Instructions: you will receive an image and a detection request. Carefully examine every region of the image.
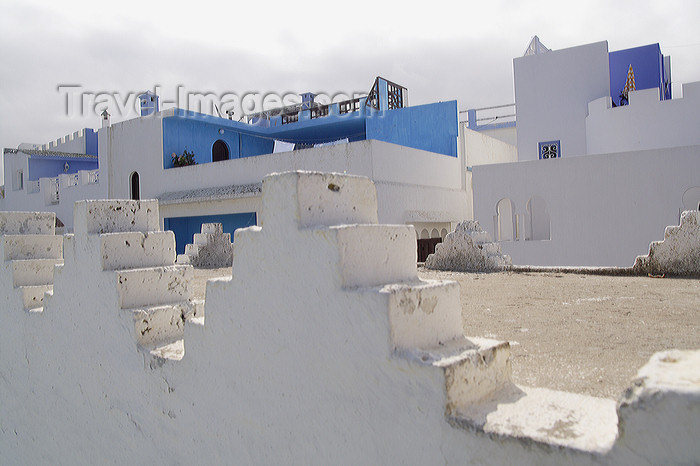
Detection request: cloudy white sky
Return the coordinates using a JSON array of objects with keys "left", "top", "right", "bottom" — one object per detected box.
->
[{"left": 1, "top": 0, "right": 699, "bottom": 153}]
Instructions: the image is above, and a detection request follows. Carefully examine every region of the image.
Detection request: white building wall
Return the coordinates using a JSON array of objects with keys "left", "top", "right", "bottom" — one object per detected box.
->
[
  {"left": 586, "top": 82, "right": 700, "bottom": 155},
  {"left": 43, "top": 129, "right": 88, "bottom": 154},
  {"left": 460, "top": 125, "right": 518, "bottom": 167},
  {"left": 514, "top": 41, "right": 611, "bottom": 161},
  {"left": 477, "top": 126, "right": 517, "bottom": 147},
  {"left": 472, "top": 145, "right": 700, "bottom": 267},
  {"left": 98, "top": 111, "right": 467, "bottom": 228}
]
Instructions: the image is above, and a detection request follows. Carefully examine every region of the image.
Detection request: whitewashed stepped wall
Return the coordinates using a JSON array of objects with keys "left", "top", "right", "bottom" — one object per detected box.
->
[
  {"left": 0, "top": 172, "right": 698, "bottom": 464},
  {"left": 0, "top": 212, "right": 62, "bottom": 311}
]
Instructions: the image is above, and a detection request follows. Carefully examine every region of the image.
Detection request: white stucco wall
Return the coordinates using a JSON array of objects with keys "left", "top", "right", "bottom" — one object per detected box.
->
[
  {"left": 43, "top": 129, "right": 89, "bottom": 154},
  {"left": 514, "top": 41, "right": 611, "bottom": 161},
  {"left": 586, "top": 82, "right": 700, "bottom": 155},
  {"left": 477, "top": 126, "right": 517, "bottom": 147},
  {"left": 2, "top": 174, "right": 697, "bottom": 464},
  {"left": 459, "top": 124, "right": 518, "bottom": 167},
  {"left": 472, "top": 145, "right": 700, "bottom": 267}
]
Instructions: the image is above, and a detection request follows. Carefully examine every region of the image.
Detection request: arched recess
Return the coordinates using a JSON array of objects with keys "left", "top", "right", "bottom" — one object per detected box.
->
[
  {"left": 212, "top": 139, "right": 230, "bottom": 162},
  {"left": 495, "top": 198, "right": 515, "bottom": 241},
  {"left": 682, "top": 186, "right": 700, "bottom": 211},
  {"left": 419, "top": 229, "right": 430, "bottom": 240},
  {"left": 526, "top": 196, "right": 550, "bottom": 240},
  {"left": 430, "top": 228, "right": 440, "bottom": 239},
  {"left": 130, "top": 171, "right": 140, "bottom": 200},
  {"left": 440, "top": 228, "right": 448, "bottom": 239}
]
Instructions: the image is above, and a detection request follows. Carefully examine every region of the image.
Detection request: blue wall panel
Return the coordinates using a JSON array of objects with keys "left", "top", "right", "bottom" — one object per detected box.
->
[
  {"left": 365, "top": 101, "right": 458, "bottom": 157},
  {"left": 609, "top": 44, "right": 664, "bottom": 106},
  {"left": 28, "top": 158, "right": 98, "bottom": 181},
  {"left": 164, "top": 212, "right": 257, "bottom": 255},
  {"left": 85, "top": 129, "right": 98, "bottom": 155}
]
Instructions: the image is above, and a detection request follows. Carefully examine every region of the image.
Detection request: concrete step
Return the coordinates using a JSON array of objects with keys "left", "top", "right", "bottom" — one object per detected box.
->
[
  {"left": 3, "top": 235, "right": 63, "bottom": 261},
  {"left": 73, "top": 199, "right": 159, "bottom": 236},
  {"left": 479, "top": 242, "right": 500, "bottom": 256},
  {"left": 451, "top": 385, "right": 618, "bottom": 454},
  {"left": 116, "top": 265, "right": 193, "bottom": 309},
  {"left": 378, "top": 279, "right": 463, "bottom": 351},
  {"left": 333, "top": 224, "right": 418, "bottom": 289},
  {"left": 100, "top": 231, "right": 176, "bottom": 270},
  {"left": 201, "top": 223, "right": 223, "bottom": 235},
  {"left": 184, "top": 243, "right": 201, "bottom": 256},
  {"left": 20, "top": 284, "right": 52, "bottom": 311},
  {"left": 467, "top": 231, "right": 492, "bottom": 244},
  {"left": 129, "top": 299, "right": 203, "bottom": 359},
  {"left": 193, "top": 233, "right": 209, "bottom": 245},
  {"left": 404, "top": 336, "right": 513, "bottom": 411},
  {"left": 0, "top": 212, "right": 55, "bottom": 235},
  {"left": 407, "top": 335, "right": 618, "bottom": 453},
  {"left": 12, "top": 258, "right": 63, "bottom": 286},
  {"left": 176, "top": 254, "right": 191, "bottom": 264}
]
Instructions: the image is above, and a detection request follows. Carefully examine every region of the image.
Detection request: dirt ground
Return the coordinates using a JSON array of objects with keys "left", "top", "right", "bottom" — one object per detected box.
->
[{"left": 192, "top": 267, "right": 699, "bottom": 400}]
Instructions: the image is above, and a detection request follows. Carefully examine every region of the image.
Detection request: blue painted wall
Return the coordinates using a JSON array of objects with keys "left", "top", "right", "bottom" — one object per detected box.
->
[
  {"left": 366, "top": 101, "right": 458, "bottom": 157},
  {"left": 162, "top": 98, "right": 458, "bottom": 168},
  {"left": 85, "top": 129, "right": 98, "bottom": 155},
  {"left": 164, "top": 212, "right": 257, "bottom": 255},
  {"left": 163, "top": 112, "right": 274, "bottom": 168},
  {"left": 28, "top": 157, "right": 98, "bottom": 181},
  {"left": 609, "top": 44, "right": 667, "bottom": 106}
]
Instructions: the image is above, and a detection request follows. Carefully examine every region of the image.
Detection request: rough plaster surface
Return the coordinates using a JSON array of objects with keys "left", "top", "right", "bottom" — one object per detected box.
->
[
  {"left": 177, "top": 223, "right": 233, "bottom": 268},
  {"left": 425, "top": 220, "right": 511, "bottom": 272},
  {"left": 633, "top": 210, "right": 700, "bottom": 276},
  {"left": 0, "top": 211, "right": 55, "bottom": 235},
  {"left": 0, "top": 212, "right": 60, "bottom": 311},
  {"left": 1, "top": 173, "right": 699, "bottom": 464}
]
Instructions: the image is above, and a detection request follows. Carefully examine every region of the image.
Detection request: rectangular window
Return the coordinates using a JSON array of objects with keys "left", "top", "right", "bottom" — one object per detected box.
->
[
  {"left": 13, "top": 170, "right": 23, "bottom": 191},
  {"left": 538, "top": 140, "right": 561, "bottom": 159}
]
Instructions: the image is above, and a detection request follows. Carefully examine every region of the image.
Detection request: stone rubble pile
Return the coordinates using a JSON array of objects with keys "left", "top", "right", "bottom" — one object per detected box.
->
[{"left": 425, "top": 220, "right": 511, "bottom": 272}]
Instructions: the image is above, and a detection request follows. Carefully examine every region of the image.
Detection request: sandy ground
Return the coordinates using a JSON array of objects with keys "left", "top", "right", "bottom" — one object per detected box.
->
[{"left": 192, "top": 266, "right": 699, "bottom": 400}]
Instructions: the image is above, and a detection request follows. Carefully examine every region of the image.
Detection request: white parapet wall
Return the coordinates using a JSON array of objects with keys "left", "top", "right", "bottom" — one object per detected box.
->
[{"left": 0, "top": 172, "right": 698, "bottom": 464}]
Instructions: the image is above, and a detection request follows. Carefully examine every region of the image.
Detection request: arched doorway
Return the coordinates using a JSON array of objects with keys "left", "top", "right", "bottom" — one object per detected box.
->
[
  {"left": 130, "top": 171, "right": 140, "bottom": 200},
  {"left": 212, "top": 140, "right": 230, "bottom": 162}
]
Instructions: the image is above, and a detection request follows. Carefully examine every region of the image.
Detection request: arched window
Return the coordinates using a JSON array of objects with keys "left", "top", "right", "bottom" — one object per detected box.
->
[
  {"left": 495, "top": 198, "right": 515, "bottom": 241},
  {"left": 682, "top": 186, "right": 700, "bottom": 211},
  {"left": 212, "top": 140, "right": 229, "bottom": 162},
  {"left": 130, "top": 171, "right": 140, "bottom": 200},
  {"left": 526, "top": 196, "right": 551, "bottom": 241}
]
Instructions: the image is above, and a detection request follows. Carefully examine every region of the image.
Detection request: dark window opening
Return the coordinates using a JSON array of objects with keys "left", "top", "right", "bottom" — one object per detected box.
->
[
  {"left": 417, "top": 238, "right": 442, "bottom": 262},
  {"left": 130, "top": 171, "right": 140, "bottom": 200},
  {"left": 212, "top": 140, "right": 229, "bottom": 162}
]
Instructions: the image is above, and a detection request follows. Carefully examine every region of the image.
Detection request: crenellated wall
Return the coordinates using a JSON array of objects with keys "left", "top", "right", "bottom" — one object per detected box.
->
[
  {"left": 1, "top": 172, "right": 698, "bottom": 464},
  {"left": 586, "top": 82, "right": 700, "bottom": 155}
]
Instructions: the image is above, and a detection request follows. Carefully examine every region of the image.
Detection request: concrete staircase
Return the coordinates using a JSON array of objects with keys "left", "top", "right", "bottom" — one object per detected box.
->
[
  {"left": 425, "top": 220, "right": 511, "bottom": 272},
  {"left": 0, "top": 212, "right": 63, "bottom": 311},
  {"left": 70, "top": 200, "right": 202, "bottom": 359},
  {"left": 176, "top": 222, "right": 233, "bottom": 268}
]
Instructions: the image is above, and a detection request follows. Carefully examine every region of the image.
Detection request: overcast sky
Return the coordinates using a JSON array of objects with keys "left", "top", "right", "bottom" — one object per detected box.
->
[{"left": 1, "top": 0, "right": 699, "bottom": 153}]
